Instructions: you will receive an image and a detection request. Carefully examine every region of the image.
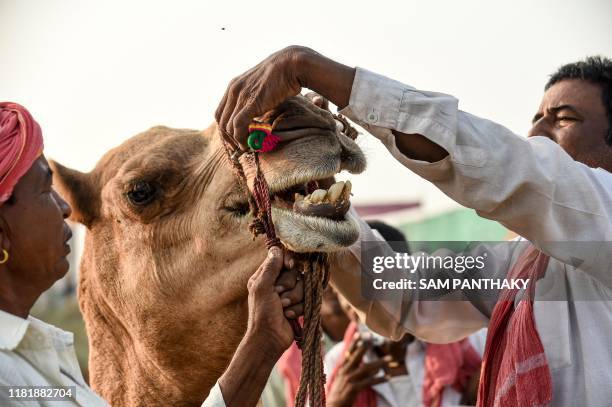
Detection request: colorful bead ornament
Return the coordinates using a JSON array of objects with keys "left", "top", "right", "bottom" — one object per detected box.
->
[{"left": 247, "top": 123, "right": 281, "bottom": 153}]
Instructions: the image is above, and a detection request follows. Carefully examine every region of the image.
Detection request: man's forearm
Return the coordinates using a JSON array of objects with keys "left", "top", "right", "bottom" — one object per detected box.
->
[
  {"left": 296, "top": 48, "right": 355, "bottom": 110},
  {"left": 296, "top": 48, "right": 448, "bottom": 163},
  {"left": 217, "top": 334, "right": 279, "bottom": 407}
]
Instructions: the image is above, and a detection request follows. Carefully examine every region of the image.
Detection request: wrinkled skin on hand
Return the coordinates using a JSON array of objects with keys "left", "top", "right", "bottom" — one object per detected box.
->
[
  {"left": 246, "top": 246, "right": 304, "bottom": 355},
  {"left": 215, "top": 46, "right": 308, "bottom": 151},
  {"left": 327, "top": 333, "right": 393, "bottom": 407}
]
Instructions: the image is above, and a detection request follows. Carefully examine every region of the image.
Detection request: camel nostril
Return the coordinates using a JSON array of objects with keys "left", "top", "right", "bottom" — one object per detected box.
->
[{"left": 340, "top": 149, "right": 351, "bottom": 162}]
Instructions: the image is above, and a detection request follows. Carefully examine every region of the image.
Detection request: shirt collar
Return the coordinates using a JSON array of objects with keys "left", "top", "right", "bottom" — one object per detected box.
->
[
  {"left": 27, "top": 316, "right": 74, "bottom": 348},
  {"left": 0, "top": 309, "right": 74, "bottom": 351},
  {"left": 0, "top": 309, "right": 30, "bottom": 350}
]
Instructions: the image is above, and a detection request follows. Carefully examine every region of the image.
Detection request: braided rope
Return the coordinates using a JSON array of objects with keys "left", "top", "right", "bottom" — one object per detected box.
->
[
  {"left": 220, "top": 113, "right": 356, "bottom": 406},
  {"left": 222, "top": 137, "right": 327, "bottom": 406}
]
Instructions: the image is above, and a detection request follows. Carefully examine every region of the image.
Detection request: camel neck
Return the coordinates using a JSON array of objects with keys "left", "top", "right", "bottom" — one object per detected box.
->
[{"left": 81, "top": 282, "right": 249, "bottom": 406}]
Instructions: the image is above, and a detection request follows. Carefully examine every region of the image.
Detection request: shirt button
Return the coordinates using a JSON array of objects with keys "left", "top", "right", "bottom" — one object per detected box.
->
[{"left": 367, "top": 112, "right": 379, "bottom": 124}]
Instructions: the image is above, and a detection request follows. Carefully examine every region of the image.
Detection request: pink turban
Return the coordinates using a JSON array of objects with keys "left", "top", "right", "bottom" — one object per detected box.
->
[{"left": 0, "top": 102, "right": 44, "bottom": 203}]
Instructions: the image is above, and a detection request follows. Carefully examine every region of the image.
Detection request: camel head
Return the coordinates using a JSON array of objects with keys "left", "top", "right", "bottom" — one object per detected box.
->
[{"left": 50, "top": 95, "right": 366, "bottom": 406}]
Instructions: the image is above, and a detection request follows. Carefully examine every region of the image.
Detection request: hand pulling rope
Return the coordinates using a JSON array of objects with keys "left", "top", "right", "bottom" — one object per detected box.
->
[{"left": 221, "top": 113, "right": 357, "bottom": 407}]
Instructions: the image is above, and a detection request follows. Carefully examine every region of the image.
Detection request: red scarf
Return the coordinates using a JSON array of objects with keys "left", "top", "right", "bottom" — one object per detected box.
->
[
  {"left": 423, "top": 338, "right": 482, "bottom": 407},
  {"left": 0, "top": 102, "right": 44, "bottom": 203},
  {"left": 326, "top": 322, "right": 377, "bottom": 407},
  {"left": 478, "top": 246, "right": 553, "bottom": 406},
  {"left": 278, "top": 342, "right": 302, "bottom": 407}
]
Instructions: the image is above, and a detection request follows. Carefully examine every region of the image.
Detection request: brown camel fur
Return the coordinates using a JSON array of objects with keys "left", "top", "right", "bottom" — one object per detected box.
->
[{"left": 51, "top": 96, "right": 366, "bottom": 407}]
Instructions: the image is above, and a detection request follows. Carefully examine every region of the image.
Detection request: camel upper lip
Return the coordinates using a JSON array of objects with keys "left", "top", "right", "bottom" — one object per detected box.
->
[
  {"left": 273, "top": 130, "right": 336, "bottom": 147},
  {"left": 273, "top": 124, "right": 334, "bottom": 133},
  {"left": 271, "top": 114, "right": 335, "bottom": 133},
  {"left": 267, "top": 170, "right": 336, "bottom": 197}
]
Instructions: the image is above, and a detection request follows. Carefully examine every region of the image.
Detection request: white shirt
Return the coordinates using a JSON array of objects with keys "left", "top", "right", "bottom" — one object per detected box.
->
[
  {"left": 331, "top": 68, "right": 612, "bottom": 406},
  {"left": 323, "top": 329, "right": 487, "bottom": 407},
  {"left": 0, "top": 310, "right": 225, "bottom": 407}
]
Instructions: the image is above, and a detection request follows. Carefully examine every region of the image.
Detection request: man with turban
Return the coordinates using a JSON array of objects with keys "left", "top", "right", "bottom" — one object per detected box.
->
[{"left": 0, "top": 103, "right": 44, "bottom": 202}]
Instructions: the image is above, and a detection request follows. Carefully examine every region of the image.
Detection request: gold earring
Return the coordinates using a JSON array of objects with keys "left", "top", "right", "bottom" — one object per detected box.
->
[{"left": 0, "top": 249, "right": 8, "bottom": 264}]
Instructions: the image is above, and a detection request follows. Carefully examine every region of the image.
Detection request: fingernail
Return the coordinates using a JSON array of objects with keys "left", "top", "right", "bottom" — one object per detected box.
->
[
  {"left": 388, "top": 361, "right": 400, "bottom": 368},
  {"left": 281, "top": 298, "right": 291, "bottom": 307},
  {"left": 275, "top": 285, "right": 285, "bottom": 293},
  {"left": 285, "top": 310, "right": 295, "bottom": 318},
  {"left": 383, "top": 355, "right": 393, "bottom": 362},
  {"left": 288, "top": 259, "right": 295, "bottom": 269}
]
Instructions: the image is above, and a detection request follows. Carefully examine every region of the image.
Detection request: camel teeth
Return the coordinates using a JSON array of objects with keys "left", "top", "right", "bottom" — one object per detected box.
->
[
  {"left": 310, "top": 189, "right": 327, "bottom": 203},
  {"left": 343, "top": 180, "right": 352, "bottom": 200},
  {"left": 326, "top": 181, "right": 345, "bottom": 203}
]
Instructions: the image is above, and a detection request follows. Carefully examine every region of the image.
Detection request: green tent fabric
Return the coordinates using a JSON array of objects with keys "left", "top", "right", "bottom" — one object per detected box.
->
[{"left": 400, "top": 208, "right": 510, "bottom": 252}]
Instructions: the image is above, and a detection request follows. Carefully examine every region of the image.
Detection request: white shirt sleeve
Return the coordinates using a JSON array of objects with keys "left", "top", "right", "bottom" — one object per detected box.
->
[
  {"left": 340, "top": 68, "right": 612, "bottom": 281},
  {"left": 330, "top": 68, "right": 612, "bottom": 344},
  {"left": 331, "top": 208, "right": 493, "bottom": 343},
  {"left": 201, "top": 382, "right": 226, "bottom": 407}
]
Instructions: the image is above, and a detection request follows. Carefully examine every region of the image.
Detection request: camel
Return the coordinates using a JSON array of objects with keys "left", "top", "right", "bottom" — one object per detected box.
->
[{"left": 50, "top": 95, "right": 366, "bottom": 406}]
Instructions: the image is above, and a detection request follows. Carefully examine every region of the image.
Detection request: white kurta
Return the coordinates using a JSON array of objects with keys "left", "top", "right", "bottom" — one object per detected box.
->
[
  {"left": 0, "top": 309, "right": 225, "bottom": 407},
  {"left": 331, "top": 68, "right": 612, "bottom": 406}
]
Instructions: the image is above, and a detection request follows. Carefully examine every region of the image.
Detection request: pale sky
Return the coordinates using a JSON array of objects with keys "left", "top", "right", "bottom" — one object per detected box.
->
[{"left": 2, "top": 0, "right": 611, "bottom": 214}]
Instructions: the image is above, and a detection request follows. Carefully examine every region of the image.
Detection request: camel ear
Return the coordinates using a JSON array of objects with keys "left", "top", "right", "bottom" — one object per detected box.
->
[{"left": 50, "top": 160, "right": 99, "bottom": 227}]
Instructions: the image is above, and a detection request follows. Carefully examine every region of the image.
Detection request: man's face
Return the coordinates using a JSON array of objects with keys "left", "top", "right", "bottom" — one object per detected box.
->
[
  {"left": 0, "top": 157, "right": 73, "bottom": 289},
  {"left": 529, "top": 79, "right": 612, "bottom": 172}
]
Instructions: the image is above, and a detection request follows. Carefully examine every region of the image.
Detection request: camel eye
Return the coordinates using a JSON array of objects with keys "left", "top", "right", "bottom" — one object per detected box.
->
[
  {"left": 127, "top": 181, "right": 158, "bottom": 206},
  {"left": 227, "top": 201, "right": 249, "bottom": 217}
]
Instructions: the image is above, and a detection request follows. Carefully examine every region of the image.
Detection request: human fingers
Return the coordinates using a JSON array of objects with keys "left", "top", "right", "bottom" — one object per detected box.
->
[
  {"left": 230, "top": 66, "right": 303, "bottom": 148},
  {"left": 283, "top": 251, "right": 296, "bottom": 270},
  {"left": 283, "top": 302, "right": 304, "bottom": 319},
  {"left": 351, "top": 356, "right": 392, "bottom": 381},
  {"left": 275, "top": 266, "right": 299, "bottom": 292},
  {"left": 279, "top": 278, "right": 304, "bottom": 308},
  {"left": 218, "top": 77, "right": 244, "bottom": 145},
  {"left": 248, "top": 247, "right": 284, "bottom": 291},
  {"left": 343, "top": 338, "right": 370, "bottom": 370},
  {"left": 344, "top": 332, "right": 361, "bottom": 355},
  {"left": 214, "top": 85, "right": 229, "bottom": 126},
  {"left": 354, "top": 375, "right": 389, "bottom": 389},
  {"left": 304, "top": 92, "right": 329, "bottom": 110},
  {"left": 260, "top": 246, "right": 284, "bottom": 284},
  {"left": 232, "top": 100, "right": 262, "bottom": 150},
  {"left": 214, "top": 90, "right": 241, "bottom": 151}
]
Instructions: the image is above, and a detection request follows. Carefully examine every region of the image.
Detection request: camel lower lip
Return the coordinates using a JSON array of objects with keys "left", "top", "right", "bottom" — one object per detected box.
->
[{"left": 271, "top": 207, "right": 360, "bottom": 253}]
